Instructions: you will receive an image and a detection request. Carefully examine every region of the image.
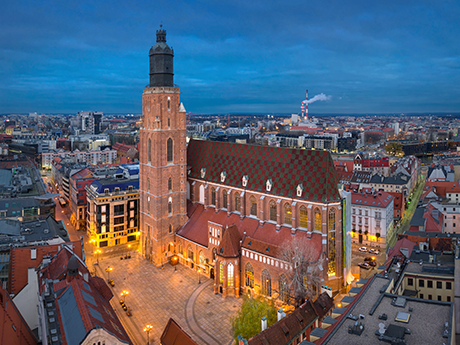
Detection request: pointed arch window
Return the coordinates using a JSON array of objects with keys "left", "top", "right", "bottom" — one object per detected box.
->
[
  {"left": 169, "top": 224, "right": 173, "bottom": 234},
  {"left": 168, "top": 201, "right": 172, "bottom": 215},
  {"left": 168, "top": 178, "right": 172, "bottom": 193},
  {"left": 199, "top": 251, "right": 205, "bottom": 265},
  {"left": 222, "top": 190, "right": 228, "bottom": 209},
  {"left": 284, "top": 203, "right": 292, "bottom": 225},
  {"left": 261, "top": 269, "right": 272, "bottom": 297},
  {"left": 314, "top": 208, "right": 321, "bottom": 231},
  {"left": 187, "top": 246, "right": 194, "bottom": 261},
  {"left": 147, "top": 177, "right": 150, "bottom": 192},
  {"left": 269, "top": 200, "right": 277, "bottom": 222},
  {"left": 148, "top": 138, "right": 152, "bottom": 163},
  {"left": 279, "top": 274, "right": 289, "bottom": 303},
  {"left": 328, "top": 209, "right": 336, "bottom": 275},
  {"left": 245, "top": 263, "right": 254, "bottom": 288},
  {"left": 228, "top": 263, "right": 234, "bottom": 287},
  {"left": 219, "top": 262, "right": 224, "bottom": 284},
  {"left": 250, "top": 196, "right": 257, "bottom": 216},
  {"left": 235, "top": 193, "right": 241, "bottom": 213},
  {"left": 167, "top": 138, "right": 173, "bottom": 163},
  {"left": 211, "top": 187, "right": 216, "bottom": 206},
  {"left": 300, "top": 206, "right": 308, "bottom": 229}
]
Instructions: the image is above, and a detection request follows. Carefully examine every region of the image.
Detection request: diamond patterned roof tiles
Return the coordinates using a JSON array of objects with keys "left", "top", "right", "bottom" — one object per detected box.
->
[{"left": 187, "top": 140, "right": 340, "bottom": 203}]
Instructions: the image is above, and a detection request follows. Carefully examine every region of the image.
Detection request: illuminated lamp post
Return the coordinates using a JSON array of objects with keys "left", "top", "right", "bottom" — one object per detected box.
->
[{"left": 144, "top": 324, "right": 153, "bottom": 345}]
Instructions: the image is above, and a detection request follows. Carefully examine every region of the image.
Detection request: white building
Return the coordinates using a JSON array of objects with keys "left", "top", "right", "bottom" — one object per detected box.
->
[
  {"left": 42, "top": 148, "right": 117, "bottom": 169},
  {"left": 350, "top": 188, "right": 394, "bottom": 247}
]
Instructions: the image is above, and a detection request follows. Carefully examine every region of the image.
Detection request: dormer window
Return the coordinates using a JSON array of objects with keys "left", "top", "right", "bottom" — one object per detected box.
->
[
  {"left": 221, "top": 171, "right": 227, "bottom": 183},
  {"left": 296, "top": 184, "right": 304, "bottom": 197},
  {"left": 104, "top": 188, "right": 109, "bottom": 195},
  {"left": 114, "top": 187, "right": 120, "bottom": 193},
  {"left": 201, "top": 168, "right": 206, "bottom": 179},
  {"left": 266, "top": 179, "right": 273, "bottom": 192},
  {"left": 242, "top": 175, "right": 248, "bottom": 187}
]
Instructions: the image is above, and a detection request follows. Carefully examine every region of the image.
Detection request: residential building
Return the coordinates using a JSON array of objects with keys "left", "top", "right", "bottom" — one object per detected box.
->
[
  {"left": 69, "top": 168, "right": 96, "bottom": 230},
  {"left": 350, "top": 188, "right": 394, "bottom": 246},
  {"left": 43, "top": 147, "right": 117, "bottom": 170},
  {"left": 86, "top": 177, "right": 140, "bottom": 248},
  {"left": 369, "top": 173, "right": 412, "bottom": 197}
]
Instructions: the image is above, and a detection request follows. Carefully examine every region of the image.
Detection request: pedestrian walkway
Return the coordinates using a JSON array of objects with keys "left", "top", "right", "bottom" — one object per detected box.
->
[{"left": 94, "top": 252, "right": 242, "bottom": 345}]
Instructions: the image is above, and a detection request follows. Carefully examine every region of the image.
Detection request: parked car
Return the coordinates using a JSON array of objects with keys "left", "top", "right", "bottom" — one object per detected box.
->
[
  {"left": 108, "top": 279, "right": 115, "bottom": 287},
  {"left": 358, "top": 247, "right": 367, "bottom": 253},
  {"left": 369, "top": 249, "right": 380, "bottom": 255},
  {"left": 364, "top": 257, "right": 377, "bottom": 266},
  {"left": 359, "top": 262, "right": 371, "bottom": 270}
]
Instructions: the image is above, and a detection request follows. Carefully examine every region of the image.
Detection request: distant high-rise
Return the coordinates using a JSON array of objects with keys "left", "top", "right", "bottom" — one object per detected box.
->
[{"left": 77, "top": 111, "right": 103, "bottom": 134}]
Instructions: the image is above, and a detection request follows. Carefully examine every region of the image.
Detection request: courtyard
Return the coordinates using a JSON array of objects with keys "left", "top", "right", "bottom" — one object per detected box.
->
[{"left": 94, "top": 251, "right": 243, "bottom": 345}]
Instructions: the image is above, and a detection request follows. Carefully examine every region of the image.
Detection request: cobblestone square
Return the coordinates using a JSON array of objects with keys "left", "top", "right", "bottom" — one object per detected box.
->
[{"left": 94, "top": 251, "right": 242, "bottom": 345}]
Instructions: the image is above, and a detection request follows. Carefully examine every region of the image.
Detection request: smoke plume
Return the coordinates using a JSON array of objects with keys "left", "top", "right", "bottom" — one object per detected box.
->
[{"left": 302, "top": 93, "right": 332, "bottom": 104}]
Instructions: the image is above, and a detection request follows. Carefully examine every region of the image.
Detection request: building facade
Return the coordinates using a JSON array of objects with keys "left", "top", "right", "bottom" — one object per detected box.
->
[{"left": 86, "top": 178, "right": 140, "bottom": 248}]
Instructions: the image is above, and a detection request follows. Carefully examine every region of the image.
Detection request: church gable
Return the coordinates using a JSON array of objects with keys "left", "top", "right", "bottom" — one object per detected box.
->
[{"left": 187, "top": 139, "right": 340, "bottom": 202}]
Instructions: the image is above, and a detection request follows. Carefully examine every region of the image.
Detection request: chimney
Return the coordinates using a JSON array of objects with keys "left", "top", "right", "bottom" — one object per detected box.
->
[
  {"left": 277, "top": 309, "right": 286, "bottom": 322},
  {"left": 261, "top": 316, "right": 267, "bottom": 331}
]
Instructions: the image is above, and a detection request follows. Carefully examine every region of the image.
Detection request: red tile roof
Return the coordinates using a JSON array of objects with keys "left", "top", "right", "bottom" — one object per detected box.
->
[
  {"left": 187, "top": 139, "right": 340, "bottom": 203},
  {"left": 388, "top": 237, "right": 416, "bottom": 259},
  {"left": 160, "top": 318, "right": 198, "bottom": 345},
  {"left": 218, "top": 225, "right": 241, "bottom": 258},
  {"left": 351, "top": 188, "right": 394, "bottom": 208},
  {"left": 9, "top": 240, "right": 83, "bottom": 295}
]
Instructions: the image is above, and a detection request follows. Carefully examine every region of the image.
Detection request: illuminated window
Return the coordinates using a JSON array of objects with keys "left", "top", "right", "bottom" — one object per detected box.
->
[
  {"left": 328, "top": 209, "right": 336, "bottom": 275},
  {"left": 300, "top": 206, "right": 308, "bottom": 228},
  {"left": 245, "top": 263, "right": 254, "bottom": 288},
  {"left": 261, "top": 269, "right": 271, "bottom": 296},
  {"left": 219, "top": 262, "right": 223, "bottom": 284},
  {"left": 314, "top": 208, "right": 321, "bottom": 231},
  {"left": 199, "top": 251, "right": 205, "bottom": 265},
  {"left": 279, "top": 274, "right": 289, "bottom": 303},
  {"left": 284, "top": 203, "right": 292, "bottom": 225},
  {"left": 228, "top": 263, "right": 234, "bottom": 287}
]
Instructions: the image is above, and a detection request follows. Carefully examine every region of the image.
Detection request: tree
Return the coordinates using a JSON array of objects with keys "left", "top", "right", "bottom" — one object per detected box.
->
[
  {"left": 232, "top": 296, "right": 277, "bottom": 342},
  {"left": 279, "top": 236, "right": 324, "bottom": 307},
  {"left": 385, "top": 142, "right": 403, "bottom": 156}
]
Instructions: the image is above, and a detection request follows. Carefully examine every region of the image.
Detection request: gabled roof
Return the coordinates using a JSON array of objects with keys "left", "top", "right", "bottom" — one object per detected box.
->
[
  {"left": 218, "top": 225, "right": 241, "bottom": 258},
  {"left": 387, "top": 237, "right": 416, "bottom": 259},
  {"left": 247, "top": 299, "right": 319, "bottom": 345},
  {"left": 9, "top": 240, "right": 83, "bottom": 295},
  {"left": 187, "top": 139, "right": 340, "bottom": 202},
  {"left": 160, "top": 318, "right": 198, "bottom": 345}
]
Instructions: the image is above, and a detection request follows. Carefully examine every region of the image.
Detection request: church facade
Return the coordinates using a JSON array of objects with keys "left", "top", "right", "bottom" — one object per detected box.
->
[{"left": 140, "top": 28, "right": 344, "bottom": 299}]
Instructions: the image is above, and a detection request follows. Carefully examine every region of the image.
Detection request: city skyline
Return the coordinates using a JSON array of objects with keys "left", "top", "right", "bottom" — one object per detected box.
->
[{"left": 1, "top": 0, "right": 460, "bottom": 115}]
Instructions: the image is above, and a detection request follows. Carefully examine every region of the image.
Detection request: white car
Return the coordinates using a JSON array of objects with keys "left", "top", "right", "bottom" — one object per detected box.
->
[
  {"left": 369, "top": 249, "right": 380, "bottom": 255},
  {"left": 358, "top": 247, "right": 367, "bottom": 253}
]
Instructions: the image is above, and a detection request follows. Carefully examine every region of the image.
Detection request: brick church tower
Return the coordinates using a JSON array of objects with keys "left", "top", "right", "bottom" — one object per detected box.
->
[{"left": 140, "top": 27, "right": 188, "bottom": 266}]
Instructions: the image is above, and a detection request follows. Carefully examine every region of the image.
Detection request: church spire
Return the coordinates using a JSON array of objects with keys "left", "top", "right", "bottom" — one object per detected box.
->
[{"left": 149, "top": 25, "right": 174, "bottom": 87}]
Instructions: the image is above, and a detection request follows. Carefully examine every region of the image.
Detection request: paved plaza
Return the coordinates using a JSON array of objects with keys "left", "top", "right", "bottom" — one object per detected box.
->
[{"left": 94, "top": 251, "right": 242, "bottom": 345}]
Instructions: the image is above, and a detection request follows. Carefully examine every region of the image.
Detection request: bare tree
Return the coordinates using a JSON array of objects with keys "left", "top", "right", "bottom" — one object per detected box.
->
[{"left": 279, "top": 236, "right": 324, "bottom": 307}]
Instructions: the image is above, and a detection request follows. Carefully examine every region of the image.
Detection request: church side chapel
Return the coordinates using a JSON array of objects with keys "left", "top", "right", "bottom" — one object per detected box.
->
[{"left": 140, "top": 27, "right": 344, "bottom": 302}]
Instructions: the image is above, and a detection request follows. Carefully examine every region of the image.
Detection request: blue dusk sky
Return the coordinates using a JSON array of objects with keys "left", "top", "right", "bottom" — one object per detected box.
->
[{"left": 1, "top": 0, "right": 460, "bottom": 115}]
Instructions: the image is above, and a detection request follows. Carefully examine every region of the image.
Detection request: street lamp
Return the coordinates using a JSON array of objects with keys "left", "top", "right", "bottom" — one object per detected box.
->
[
  {"left": 106, "top": 266, "right": 113, "bottom": 281},
  {"left": 127, "top": 244, "right": 131, "bottom": 258},
  {"left": 198, "top": 268, "right": 201, "bottom": 284},
  {"left": 120, "top": 290, "right": 129, "bottom": 303},
  {"left": 143, "top": 324, "right": 153, "bottom": 345},
  {"left": 95, "top": 249, "right": 101, "bottom": 265}
]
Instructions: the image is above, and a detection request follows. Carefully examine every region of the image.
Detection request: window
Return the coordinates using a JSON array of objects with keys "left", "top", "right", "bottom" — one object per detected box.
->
[
  {"left": 419, "top": 279, "right": 424, "bottom": 288},
  {"left": 279, "top": 274, "right": 289, "bottom": 303},
  {"left": 420, "top": 293, "right": 424, "bottom": 299},
  {"left": 235, "top": 194, "right": 241, "bottom": 212},
  {"left": 250, "top": 196, "right": 257, "bottom": 216},
  {"left": 328, "top": 209, "right": 336, "bottom": 275},
  {"left": 228, "top": 263, "right": 234, "bottom": 287},
  {"left": 168, "top": 178, "right": 172, "bottom": 192},
  {"left": 147, "top": 178, "right": 150, "bottom": 192},
  {"left": 222, "top": 190, "right": 228, "bottom": 209},
  {"left": 284, "top": 203, "right": 292, "bottom": 225},
  {"left": 167, "top": 138, "right": 173, "bottom": 163},
  {"left": 148, "top": 138, "right": 151, "bottom": 163},
  {"left": 300, "top": 206, "right": 308, "bottom": 228},
  {"left": 437, "top": 281, "right": 442, "bottom": 289},
  {"left": 428, "top": 294, "right": 432, "bottom": 300},
  {"left": 169, "top": 224, "right": 173, "bottom": 234},
  {"left": 211, "top": 188, "right": 216, "bottom": 206},
  {"left": 261, "top": 269, "right": 271, "bottom": 297},
  {"left": 446, "top": 282, "right": 452, "bottom": 290},
  {"left": 188, "top": 246, "right": 194, "bottom": 261},
  {"left": 218, "top": 262, "right": 224, "bottom": 284},
  {"left": 314, "top": 208, "right": 321, "bottom": 231},
  {"left": 407, "top": 278, "right": 414, "bottom": 286},
  {"left": 168, "top": 201, "right": 172, "bottom": 215},
  {"left": 245, "top": 263, "right": 254, "bottom": 288},
  {"left": 438, "top": 296, "right": 442, "bottom": 301},
  {"left": 269, "top": 200, "right": 277, "bottom": 222},
  {"left": 199, "top": 251, "right": 205, "bottom": 265},
  {"left": 428, "top": 280, "right": 433, "bottom": 288}
]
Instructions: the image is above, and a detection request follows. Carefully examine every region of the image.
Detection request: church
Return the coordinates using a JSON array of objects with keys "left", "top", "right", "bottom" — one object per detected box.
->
[{"left": 139, "top": 27, "right": 345, "bottom": 299}]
